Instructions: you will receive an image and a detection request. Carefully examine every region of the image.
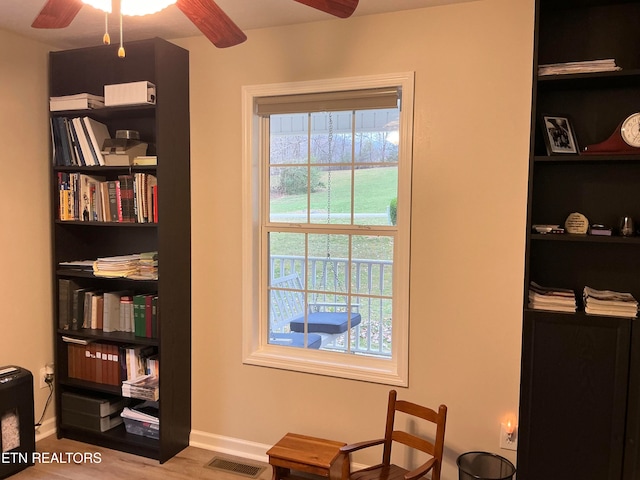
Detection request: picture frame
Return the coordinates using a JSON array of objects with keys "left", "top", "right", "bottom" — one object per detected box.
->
[{"left": 541, "top": 115, "right": 579, "bottom": 155}]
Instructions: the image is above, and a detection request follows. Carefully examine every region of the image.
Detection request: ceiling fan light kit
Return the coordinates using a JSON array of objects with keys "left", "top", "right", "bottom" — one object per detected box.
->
[
  {"left": 32, "top": 0, "right": 359, "bottom": 55},
  {"left": 82, "top": 0, "right": 178, "bottom": 16}
]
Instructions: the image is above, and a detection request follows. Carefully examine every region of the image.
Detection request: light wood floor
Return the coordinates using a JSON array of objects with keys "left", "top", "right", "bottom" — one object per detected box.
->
[{"left": 10, "top": 435, "right": 274, "bottom": 480}]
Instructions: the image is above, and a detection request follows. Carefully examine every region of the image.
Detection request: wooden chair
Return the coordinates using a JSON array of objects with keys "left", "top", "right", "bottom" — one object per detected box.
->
[{"left": 340, "top": 390, "right": 447, "bottom": 480}]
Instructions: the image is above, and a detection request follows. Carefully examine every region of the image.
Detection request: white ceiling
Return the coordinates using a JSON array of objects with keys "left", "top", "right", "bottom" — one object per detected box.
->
[{"left": 0, "top": 0, "right": 474, "bottom": 50}]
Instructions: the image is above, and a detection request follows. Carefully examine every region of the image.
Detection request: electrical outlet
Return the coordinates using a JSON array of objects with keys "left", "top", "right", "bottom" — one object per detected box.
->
[
  {"left": 39, "top": 364, "right": 54, "bottom": 389},
  {"left": 39, "top": 367, "right": 48, "bottom": 389},
  {"left": 500, "top": 422, "right": 518, "bottom": 451}
]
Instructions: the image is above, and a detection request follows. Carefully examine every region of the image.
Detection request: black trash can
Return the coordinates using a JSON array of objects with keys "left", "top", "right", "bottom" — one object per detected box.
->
[{"left": 457, "top": 451, "right": 516, "bottom": 480}]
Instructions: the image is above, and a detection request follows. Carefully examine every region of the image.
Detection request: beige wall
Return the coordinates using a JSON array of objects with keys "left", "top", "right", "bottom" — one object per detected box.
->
[
  {"left": 178, "top": 0, "right": 534, "bottom": 477},
  {"left": 0, "top": 28, "right": 54, "bottom": 432},
  {"left": 0, "top": 0, "right": 534, "bottom": 477}
]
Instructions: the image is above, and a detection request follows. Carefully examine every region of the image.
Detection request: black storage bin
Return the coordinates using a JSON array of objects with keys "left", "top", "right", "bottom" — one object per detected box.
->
[
  {"left": 0, "top": 366, "right": 34, "bottom": 479},
  {"left": 457, "top": 451, "right": 516, "bottom": 480}
]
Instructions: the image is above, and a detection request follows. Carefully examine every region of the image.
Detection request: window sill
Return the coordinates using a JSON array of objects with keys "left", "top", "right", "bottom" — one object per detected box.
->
[{"left": 243, "top": 345, "right": 407, "bottom": 386}]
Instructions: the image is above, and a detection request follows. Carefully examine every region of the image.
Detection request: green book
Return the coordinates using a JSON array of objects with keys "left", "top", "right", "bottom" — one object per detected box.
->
[{"left": 133, "top": 294, "right": 147, "bottom": 337}]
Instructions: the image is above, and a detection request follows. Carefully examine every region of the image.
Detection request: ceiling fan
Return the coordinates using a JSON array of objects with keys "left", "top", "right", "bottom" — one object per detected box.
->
[{"left": 31, "top": 0, "right": 360, "bottom": 49}]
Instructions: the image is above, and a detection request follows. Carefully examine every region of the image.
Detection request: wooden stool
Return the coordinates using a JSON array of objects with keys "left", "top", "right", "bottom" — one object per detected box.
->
[{"left": 267, "top": 433, "right": 348, "bottom": 480}]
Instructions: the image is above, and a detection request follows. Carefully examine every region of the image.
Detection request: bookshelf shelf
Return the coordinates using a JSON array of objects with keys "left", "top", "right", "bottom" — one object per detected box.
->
[
  {"left": 49, "top": 38, "right": 191, "bottom": 464},
  {"left": 54, "top": 220, "right": 158, "bottom": 227},
  {"left": 519, "top": 1, "right": 640, "bottom": 478}
]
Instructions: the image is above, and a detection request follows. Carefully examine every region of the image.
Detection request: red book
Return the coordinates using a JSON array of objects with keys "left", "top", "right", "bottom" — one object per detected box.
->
[
  {"left": 152, "top": 184, "right": 158, "bottom": 223},
  {"left": 115, "top": 180, "right": 123, "bottom": 222}
]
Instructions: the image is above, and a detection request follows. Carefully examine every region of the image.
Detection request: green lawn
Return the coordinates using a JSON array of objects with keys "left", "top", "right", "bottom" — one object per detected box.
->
[
  {"left": 270, "top": 165, "right": 398, "bottom": 215},
  {"left": 269, "top": 166, "right": 397, "bottom": 262}
]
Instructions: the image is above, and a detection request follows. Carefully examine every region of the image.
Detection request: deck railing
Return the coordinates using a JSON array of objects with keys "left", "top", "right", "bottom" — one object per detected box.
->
[{"left": 270, "top": 255, "right": 392, "bottom": 357}]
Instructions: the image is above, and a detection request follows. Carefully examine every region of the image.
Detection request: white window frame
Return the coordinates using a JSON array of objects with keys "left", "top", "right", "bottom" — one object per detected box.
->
[{"left": 241, "top": 72, "right": 414, "bottom": 386}]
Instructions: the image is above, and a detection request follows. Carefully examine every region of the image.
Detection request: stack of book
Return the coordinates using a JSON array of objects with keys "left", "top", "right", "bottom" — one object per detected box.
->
[
  {"left": 50, "top": 93, "right": 105, "bottom": 112},
  {"left": 583, "top": 286, "right": 638, "bottom": 318},
  {"left": 122, "top": 375, "right": 159, "bottom": 401},
  {"left": 93, "top": 252, "right": 158, "bottom": 280},
  {"left": 538, "top": 59, "right": 621, "bottom": 76},
  {"left": 528, "top": 281, "right": 577, "bottom": 312}
]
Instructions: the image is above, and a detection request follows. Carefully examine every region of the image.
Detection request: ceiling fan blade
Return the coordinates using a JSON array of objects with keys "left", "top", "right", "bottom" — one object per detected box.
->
[
  {"left": 32, "top": 0, "right": 83, "bottom": 28},
  {"left": 293, "top": 0, "right": 359, "bottom": 18},
  {"left": 176, "top": 0, "right": 247, "bottom": 48}
]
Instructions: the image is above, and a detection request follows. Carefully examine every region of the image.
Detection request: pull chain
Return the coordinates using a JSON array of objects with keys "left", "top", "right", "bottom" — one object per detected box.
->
[
  {"left": 118, "top": 11, "right": 125, "bottom": 58},
  {"left": 103, "top": 12, "right": 110, "bottom": 45}
]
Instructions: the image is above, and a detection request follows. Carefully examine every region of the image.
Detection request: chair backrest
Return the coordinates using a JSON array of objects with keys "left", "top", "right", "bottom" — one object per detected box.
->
[
  {"left": 270, "top": 273, "right": 307, "bottom": 331},
  {"left": 382, "top": 390, "right": 447, "bottom": 480}
]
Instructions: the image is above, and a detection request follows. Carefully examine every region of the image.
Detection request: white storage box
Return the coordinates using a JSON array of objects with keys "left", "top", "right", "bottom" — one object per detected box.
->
[{"left": 104, "top": 81, "right": 156, "bottom": 107}]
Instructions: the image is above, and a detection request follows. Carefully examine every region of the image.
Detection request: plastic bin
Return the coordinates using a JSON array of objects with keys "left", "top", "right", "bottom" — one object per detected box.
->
[
  {"left": 123, "top": 417, "right": 159, "bottom": 439},
  {"left": 457, "top": 451, "right": 516, "bottom": 480}
]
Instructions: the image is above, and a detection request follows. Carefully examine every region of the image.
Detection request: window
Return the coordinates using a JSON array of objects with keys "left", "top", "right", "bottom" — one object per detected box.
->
[{"left": 242, "top": 73, "right": 414, "bottom": 385}]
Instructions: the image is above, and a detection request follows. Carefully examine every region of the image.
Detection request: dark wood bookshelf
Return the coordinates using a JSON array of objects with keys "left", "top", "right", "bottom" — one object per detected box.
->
[
  {"left": 519, "top": 1, "right": 640, "bottom": 479},
  {"left": 49, "top": 38, "right": 191, "bottom": 463}
]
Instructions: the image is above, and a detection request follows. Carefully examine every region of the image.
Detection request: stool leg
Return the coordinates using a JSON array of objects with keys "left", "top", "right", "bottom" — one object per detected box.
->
[{"left": 272, "top": 465, "right": 290, "bottom": 480}]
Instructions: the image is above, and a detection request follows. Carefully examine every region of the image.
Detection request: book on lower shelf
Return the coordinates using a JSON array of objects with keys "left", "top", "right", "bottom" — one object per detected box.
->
[
  {"left": 122, "top": 375, "right": 159, "bottom": 401},
  {"left": 583, "top": 286, "right": 638, "bottom": 318},
  {"left": 528, "top": 281, "right": 577, "bottom": 313},
  {"left": 65, "top": 341, "right": 121, "bottom": 386}
]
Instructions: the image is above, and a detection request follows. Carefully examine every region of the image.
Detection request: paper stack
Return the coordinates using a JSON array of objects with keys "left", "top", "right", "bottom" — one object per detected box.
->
[
  {"left": 92, "top": 252, "right": 158, "bottom": 279},
  {"left": 129, "top": 252, "right": 158, "bottom": 280},
  {"left": 121, "top": 400, "right": 159, "bottom": 439},
  {"left": 528, "top": 281, "right": 577, "bottom": 312},
  {"left": 122, "top": 375, "right": 159, "bottom": 401},
  {"left": 93, "top": 254, "right": 141, "bottom": 278},
  {"left": 50, "top": 93, "right": 105, "bottom": 111},
  {"left": 583, "top": 286, "right": 638, "bottom": 318},
  {"left": 538, "top": 59, "right": 621, "bottom": 76}
]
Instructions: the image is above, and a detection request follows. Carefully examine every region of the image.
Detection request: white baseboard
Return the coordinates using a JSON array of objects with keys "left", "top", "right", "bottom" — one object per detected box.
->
[
  {"left": 189, "top": 429, "right": 367, "bottom": 471},
  {"left": 189, "top": 430, "right": 272, "bottom": 462},
  {"left": 35, "top": 418, "right": 56, "bottom": 442}
]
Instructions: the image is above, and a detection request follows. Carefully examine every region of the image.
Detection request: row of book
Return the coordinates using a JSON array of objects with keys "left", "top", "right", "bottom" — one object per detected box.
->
[
  {"left": 59, "top": 279, "right": 158, "bottom": 338},
  {"left": 529, "top": 281, "right": 638, "bottom": 318},
  {"left": 66, "top": 340, "right": 158, "bottom": 393},
  {"left": 51, "top": 115, "right": 110, "bottom": 167},
  {"left": 58, "top": 172, "right": 158, "bottom": 223}
]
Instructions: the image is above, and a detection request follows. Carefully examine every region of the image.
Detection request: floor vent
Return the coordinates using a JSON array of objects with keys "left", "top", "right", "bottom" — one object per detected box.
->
[{"left": 206, "top": 457, "right": 266, "bottom": 478}]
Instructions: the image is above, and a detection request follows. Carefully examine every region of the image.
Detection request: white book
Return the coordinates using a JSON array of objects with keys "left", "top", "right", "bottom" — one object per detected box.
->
[
  {"left": 50, "top": 97, "right": 105, "bottom": 112},
  {"left": 83, "top": 117, "right": 111, "bottom": 166}
]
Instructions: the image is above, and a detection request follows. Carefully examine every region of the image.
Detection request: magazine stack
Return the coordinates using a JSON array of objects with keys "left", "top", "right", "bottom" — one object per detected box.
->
[
  {"left": 528, "top": 281, "right": 577, "bottom": 313},
  {"left": 583, "top": 286, "right": 638, "bottom": 318}
]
